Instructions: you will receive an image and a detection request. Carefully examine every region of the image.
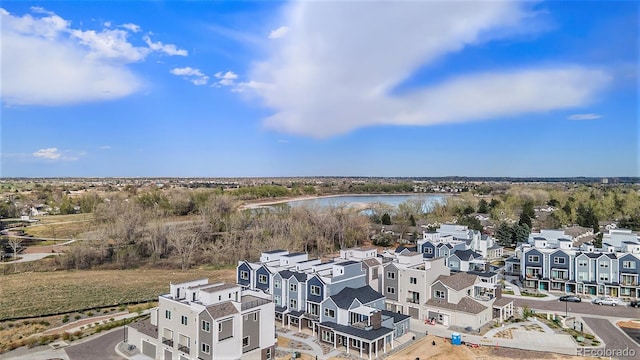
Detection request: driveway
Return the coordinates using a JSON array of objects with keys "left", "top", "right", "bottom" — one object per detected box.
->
[
  {"left": 582, "top": 317, "right": 640, "bottom": 360},
  {"left": 65, "top": 329, "right": 125, "bottom": 360}
]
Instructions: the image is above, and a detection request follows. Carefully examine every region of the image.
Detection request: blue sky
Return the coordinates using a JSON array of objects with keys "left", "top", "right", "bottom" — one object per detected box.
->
[{"left": 1, "top": 1, "right": 638, "bottom": 177}]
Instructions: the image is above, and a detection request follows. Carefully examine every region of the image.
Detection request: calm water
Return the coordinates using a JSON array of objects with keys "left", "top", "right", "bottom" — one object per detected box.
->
[{"left": 286, "top": 194, "right": 447, "bottom": 212}]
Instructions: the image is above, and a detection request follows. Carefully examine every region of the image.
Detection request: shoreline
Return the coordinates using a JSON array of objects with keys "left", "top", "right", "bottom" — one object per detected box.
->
[{"left": 240, "top": 192, "right": 453, "bottom": 210}]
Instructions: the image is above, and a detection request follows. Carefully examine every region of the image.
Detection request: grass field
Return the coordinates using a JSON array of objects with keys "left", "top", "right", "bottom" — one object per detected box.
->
[
  {"left": 22, "top": 214, "right": 95, "bottom": 240},
  {"left": 0, "top": 267, "right": 236, "bottom": 320}
]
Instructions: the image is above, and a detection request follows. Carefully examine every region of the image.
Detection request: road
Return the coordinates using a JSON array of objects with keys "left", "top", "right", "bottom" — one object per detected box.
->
[
  {"left": 512, "top": 298, "right": 640, "bottom": 318},
  {"left": 65, "top": 329, "right": 125, "bottom": 360},
  {"left": 582, "top": 317, "right": 640, "bottom": 360}
]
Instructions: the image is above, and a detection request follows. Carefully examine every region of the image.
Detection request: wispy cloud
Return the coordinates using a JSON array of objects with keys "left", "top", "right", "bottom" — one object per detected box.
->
[
  {"left": 239, "top": 1, "right": 611, "bottom": 138},
  {"left": 277, "top": 139, "right": 289, "bottom": 144},
  {"left": 99, "top": 145, "right": 112, "bottom": 150},
  {"left": 121, "top": 23, "right": 141, "bottom": 33},
  {"left": 170, "top": 67, "right": 209, "bottom": 85},
  {"left": 0, "top": 7, "right": 187, "bottom": 106},
  {"left": 214, "top": 71, "right": 238, "bottom": 86},
  {"left": 568, "top": 113, "right": 602, "bottom": 120},
  {"left": 268, "top": 26, "right": 289, "bottom": 39},
  {"left": 33, "top": 148, "right": 61, "bottom": 160}
]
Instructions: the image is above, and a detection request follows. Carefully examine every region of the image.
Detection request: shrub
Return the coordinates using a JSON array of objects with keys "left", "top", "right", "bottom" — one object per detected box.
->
[
  {"left": 62, "top": 315, "right": 70, "bottom": 323},
  {"left": 86, "top": 311, "right": 94, "bottom": 316},
  {"left": 74, "top": 315, "right": 81, "bottom": 320}
]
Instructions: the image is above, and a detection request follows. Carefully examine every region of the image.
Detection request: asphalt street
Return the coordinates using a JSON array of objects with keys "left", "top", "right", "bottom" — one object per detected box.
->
[
  {"left": 512, "top": 298, "right": 640, "bottom": 318},
  {"left": 582, "top": 317, "right": 640, "bottom": 360},
  {"left": 65, "top": 329, "right": 125, "bottom": 360}
]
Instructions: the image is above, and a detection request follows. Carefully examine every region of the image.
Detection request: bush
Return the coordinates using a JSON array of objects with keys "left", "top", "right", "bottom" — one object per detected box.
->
[
  {"left": 86, "top": 311, "right": 94, "bottom": 317},
  {"left": 74, "top": 315, "right": 81, "bottom": 320},
  {"left": 62, "top": 315, "right": 70, "bottom": 323}
]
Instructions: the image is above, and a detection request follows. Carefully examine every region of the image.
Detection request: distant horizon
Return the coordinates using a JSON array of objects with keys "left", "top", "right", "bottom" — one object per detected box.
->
[{"left": 1, "top": 1, "right": 637, "bottom": 177}]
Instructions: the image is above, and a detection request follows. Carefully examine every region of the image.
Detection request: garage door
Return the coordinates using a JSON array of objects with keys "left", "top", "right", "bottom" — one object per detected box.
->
[
  {"left": 408, "top": 307, "right": 419, "bottom": 319},
  {"left": 142, "top": 340, "right": 156, "bottom": 358},
  {"left": 164, "top": 349, "right": 172, "bottom": 360}
]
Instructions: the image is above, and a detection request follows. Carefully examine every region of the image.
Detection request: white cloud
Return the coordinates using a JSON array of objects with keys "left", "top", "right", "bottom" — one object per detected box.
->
[
  {"left": 214, "top": 71, "right": 239, "bottom": 86},
  {"left": 143, "top": 35, "right": 188, "bottom": 56},
  {"left": 568, "top": 113, "right": 602, "bottom": 120},
  {"left": 268, "top": 26, "right": 289, "bottom": 39},
  {"left": 170, "top": 67, "right": 209, "bottom": 86},
  {"left": 103, "top": 21, "right": 111, "bottom": 28},
  {"left": 33, "top": 148, "right": 61, "bottom": 160},
  {"left": 0, "top": 8, "right": 188, "bottom": 106},
  {"left": 241, "top": 1, "right": 611, "bottom": 138},
  {"left": 121, "top": 23, "right": 141, "bottom": 33}
]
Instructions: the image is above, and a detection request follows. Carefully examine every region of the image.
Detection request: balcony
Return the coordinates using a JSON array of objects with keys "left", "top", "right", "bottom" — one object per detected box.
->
[
  {"left": 350, "top": 321, "right": 372, "bottom": 331},
  {"left": 406, "top": 297, "right": 420, "bottom": 304},
  {"left": 241, "top": 297, "right": 271, "bottom": 311},
  {"left": 178, "top": 345, "right": 190, "bottom": 354},
  {"left": 162, "top": 338, "right": 173, "bottom": 347}
]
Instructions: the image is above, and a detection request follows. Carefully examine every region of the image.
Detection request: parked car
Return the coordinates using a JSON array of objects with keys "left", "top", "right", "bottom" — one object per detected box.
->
[
  {"left": 592, "top": 296, "right": 621, "bottom": 306},
  {"left": 630, "top": 300, "right": 639, "bottom": 308},
  {"left": 559, "top": 295, "right": 582, "bottom": 303}
]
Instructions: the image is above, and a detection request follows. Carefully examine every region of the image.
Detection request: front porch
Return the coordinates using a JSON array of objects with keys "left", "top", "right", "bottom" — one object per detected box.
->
[{"left": 316, "top": 323, "right": 394, "bottom": 360}]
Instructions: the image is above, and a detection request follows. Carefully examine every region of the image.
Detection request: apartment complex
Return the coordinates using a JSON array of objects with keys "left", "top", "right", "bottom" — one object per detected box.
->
[
  {"left": 237, "top": 248, "right": 410, "bottom": 359},
  {"left": 126, "top": 279, "right": 276, "bottom": 360},
  {"left": 507, "top": 229, "right": 640, "bottom": 298}
]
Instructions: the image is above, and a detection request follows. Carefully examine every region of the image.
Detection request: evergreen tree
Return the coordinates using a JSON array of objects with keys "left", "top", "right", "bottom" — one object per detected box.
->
[
  {"left": 495, "top": 222, "right": 513, "bottom": 246},
  {"left": 381, "top": 213, "right": 392, "bottom": 225},
  {"left": 477, "top": 199, "right": 489, "bottom": 213},
  {"left": 409, "top": 214, "right": 416, "bottom": 227}
]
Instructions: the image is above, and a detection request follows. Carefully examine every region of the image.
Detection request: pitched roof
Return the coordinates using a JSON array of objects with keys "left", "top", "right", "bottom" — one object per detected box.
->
[
  {"left": 319, "top": 321, "right": 393, "bottom": 341},
  {"left": 395, "top": 245, "right": 417, "bottom": 253},
  {"left": 425, "top": 297, "right": 487, "bottom": 315},
  {"left": 279, "top": 270, "right": 307, "bottom": 282},
  {"left": 492, "top": 298, "right": 514, "bottom": 308},
  {"left": 205, "top": 301, "right": 238, "bottom": 319},
  {"left": 452, "top": 249, "right": 482, "bottom": 260},
  {"left": 435, "top": 272, "right": 478, "bottom": 291},
  {"left": 362, "top": 258, "right": 382, "bottom": 268},
  {"left": 129, "top": 318, "right": 158, "bottom": 338},
  {"left": 329, "top": 286, "right": 384, "bottom": 309}
]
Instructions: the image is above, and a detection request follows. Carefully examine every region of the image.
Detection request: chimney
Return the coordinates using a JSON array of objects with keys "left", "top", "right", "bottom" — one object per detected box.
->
[
  {"left": 484, "top": 262, "right": 490, "bottom": 272},
  {"left": 495, "top": 285, "right": 502, "bottom": 300},
  {"left": 371, "top": 311, "right": 382, "bottom": 330}
]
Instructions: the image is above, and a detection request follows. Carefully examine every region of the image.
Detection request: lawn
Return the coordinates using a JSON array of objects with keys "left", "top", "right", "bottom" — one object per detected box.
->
[
  {"left": 22, "top": 214, "right": 95, "bottom": 240},
  {"left": 0, "top": 267, "right": 236, "bottom": 320}
]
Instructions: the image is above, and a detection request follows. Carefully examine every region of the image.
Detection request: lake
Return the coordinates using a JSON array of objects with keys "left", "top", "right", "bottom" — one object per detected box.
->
[{"left": 286, "top": 194, "right": 447, "bottom": 213}]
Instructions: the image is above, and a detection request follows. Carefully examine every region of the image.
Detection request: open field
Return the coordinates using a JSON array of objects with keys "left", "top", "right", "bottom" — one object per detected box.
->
[
  {"left": 18, "top": 214, "right": 95, "bottom": 240},
  {"left": 385, "top": 335, "right": 595, "bottom": 360},
  {"left": 0, "top": 267, "right": 236, "bottom": 320}
]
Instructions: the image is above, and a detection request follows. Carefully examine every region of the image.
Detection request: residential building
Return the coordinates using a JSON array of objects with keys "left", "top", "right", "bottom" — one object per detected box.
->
[{"left": 126, "top": 279, "right": 276, "bottom": 360}]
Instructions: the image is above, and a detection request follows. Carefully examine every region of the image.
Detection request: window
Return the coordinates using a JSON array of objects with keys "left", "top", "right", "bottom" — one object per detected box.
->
[
  {"left": 386, "top": 286, "right": 395, "bottom": 294},
  {"left": 577, "top": 272, "right": 588, "bottom": 281},
  {"left": 448, "top": 260, "right": 459, "bottom": 268},
  {"left": 242, "top": 336, "right": 249, "bottom": 347},
  {"left": 387, "top": 271, "right": 395, "bottom": 279},
  {"left": 578, "top": 260, "right": 588, "bottom": 267},
  {"left": 623, "top": 261, "right": 636, "bottom": 269},
  {"left": 409, "top": 277, "right": 417, "bottom": 284},
  {"left": 181, "top": 315, "right": 188, "bottom": 326},
  {"left": 165, "top": 310, "right": 171, "bottom": 319},
  {"left": 528, "top": 255, "right": 540, "bottom": 262},
  {"left": 553, "top": 257, "right": 565, "bottom": 265},
  {"left": 201, "top": 343, "right": 210, "bottom": 354},
  {"left": 254, "top": 312, "right": 258, "bottom": 321},
  {"left": 202, "top": 320, "right": 210, "bottom": 332},
  {"left": 599, "top": 274, "right": 609, "bottom": 281},
  {"left": 290, "top": 299, "right": 297, "bottom": 308},
  {"left": 274, "top": 295, "right": 281, "bottom": 305},
  {"left": 599, "top": 261, "right": 609, "bottom": 268},
  {"left": 425, "top": 248, "right": 433, "bottom": 254},
  {"left": 435, "top": 290, "right": 445, "bottom": 299},
  {"left": 218, "top": 323, "right": 222, "bottom": 332},
  {"left": 310, "top": 285, "right": 321, "bottom": 296},
  {"left": 258, "top": 274, "right": 268, "bottom": 284},
  {"left": 240, "top": 270, "right": 249, "bottom": 280},
  {"left": 274, "top": 280, "right": 281, "bottom": 288},
  {"left": 290, "top": 283, "right": 297, "bottom": 292},
  {"left": 324, "top": 308, "right": 335, "bottom": 318},
  {"left": 266, "top": 347, "right": 272, "bottom": 360}
]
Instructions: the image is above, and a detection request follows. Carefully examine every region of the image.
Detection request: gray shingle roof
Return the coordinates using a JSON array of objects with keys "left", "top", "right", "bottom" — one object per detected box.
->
[
  {"left": 319, "top": 321, "right": 393, "bottom": 341},
  {"left": 435, "top": 272, "right": 478, "bottom": 291},
  {"left": 492, "top": 298, "right": 514, "bottom": 308},
  {"left": 279, "top": 270, "right": 307, "bottom": 282},
  {"left": 205, "top": 301, "right": 238, "bottom": 319},
  {"left": 129, "top": 318, "right": 158, "bottom": 338},
  {"left": 380, "top": 310, "right": 410, "bottom": 323},
  {"left": 329, "top": 286, "right": 384, "bottom": 309},
  {"left": 362, "top": 258, "right": 382, "bottom": 268},
  {"left": 425, "top": 297, "right": 487, "bottom": 315},
  {"left": 201, "top": 283, "right": 239, "bottom": 293},
  {"left": 452, "top": 249, "right": 482, "bottom": 260}
]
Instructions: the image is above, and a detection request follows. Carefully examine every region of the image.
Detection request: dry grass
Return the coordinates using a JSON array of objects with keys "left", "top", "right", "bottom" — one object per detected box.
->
[
  {"left": 23, "top": 214, "right": 95, "bottom": 239},
  {"left": 0, "top": 267, "right": 236, "bottom": 320}
]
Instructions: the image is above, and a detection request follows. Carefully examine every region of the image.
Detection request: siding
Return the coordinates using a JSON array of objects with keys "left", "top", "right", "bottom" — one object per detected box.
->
[
  {"left": 242, "top": 311, "right": 260, "bottom": 353},
  {"left": 431, "top": 282, "right": 448, "bottom": 303},
  {"left": 255, "top": 266, "right": 270, "bottom": 292},
  {"left": 307, "top": 276, "right": 325, "bottom": 304},
  {"left": 198, "top": 311, "right": 213, "bottom": 360},
  {"left": 384, "top": 264, "right": 399, "bottom": 301},
  {"left": 237, "top": 263, "right": 252, "bottom": 288}
]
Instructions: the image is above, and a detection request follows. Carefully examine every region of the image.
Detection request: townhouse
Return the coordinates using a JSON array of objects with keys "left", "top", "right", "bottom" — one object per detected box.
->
[
  {"left": 418, "top": 224, "right": 503, "bottom": 260},
  {"left": 516, "top": 228, "right": 640, "bottom": 298},
  {"left": 126, "top": 279, "right": 276, "bottom": 360}
]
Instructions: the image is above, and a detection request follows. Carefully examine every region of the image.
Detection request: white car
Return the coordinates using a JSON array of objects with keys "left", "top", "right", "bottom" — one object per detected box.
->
[{"left": 592, "top": 296, "right": 621, "bottom": 306}]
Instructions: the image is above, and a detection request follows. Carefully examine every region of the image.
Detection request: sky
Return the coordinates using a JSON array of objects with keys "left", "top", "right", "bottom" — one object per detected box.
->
[{"left": 0, "top": 0, "right": 638, "bottom": 178}]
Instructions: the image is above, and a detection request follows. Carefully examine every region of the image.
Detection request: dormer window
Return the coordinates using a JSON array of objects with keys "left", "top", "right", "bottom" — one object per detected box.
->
[{"left": 240, "top": 271, "right": 249, "bottom": 280}]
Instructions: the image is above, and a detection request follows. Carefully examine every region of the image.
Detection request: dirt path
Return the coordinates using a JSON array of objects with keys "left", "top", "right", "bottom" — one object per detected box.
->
[{"left": 41, "top": 312, "right": 129, "bottom": 335}]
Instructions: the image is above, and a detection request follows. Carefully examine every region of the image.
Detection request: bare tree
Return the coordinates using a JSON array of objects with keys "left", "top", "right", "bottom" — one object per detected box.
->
[
  {"left": 168, "top": 228, "right": 201, "bottom": 271},
  {"left": 8, "top": 237, "right": 23, "bottom": 273}
]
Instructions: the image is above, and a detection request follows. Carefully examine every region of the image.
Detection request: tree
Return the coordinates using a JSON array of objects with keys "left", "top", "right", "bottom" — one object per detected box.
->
[
  {"left": 463, "top": 205, "right": 475, "bottom": 215},
  {"left": 576, "top": 204, "right": 599, "bottom": 233},
  {"left": 457, "top": 216, "right": 483, "bottom": 232},
  {"left": 593, "top": 232, "right": 603, "bottom": 248},
  {"left": 477, "top": 199, "right": 489, "bottom": 214},
  {"left": 8, "top": 237, "right": 23, "bottom": 273},
  {"left": 519, "top": 211, "right": 532, "bottom": 229},
  {"left": 512, "top": 223, "right": 530, "bottom": 244},
  {"left": 495, "top": 222, "right": 513, "bottom": 246},
  {"left": 489, "top": 199, "right": 500, "bottom": 209},
  {"left": 409, "top": 215, "right": 416, "bottom": 227},
  {"left": 381, "top": 213, "right": 392, "bottom": 225},
  {"left": 168, "top": 228, "right": 201, "bottom": 271}
]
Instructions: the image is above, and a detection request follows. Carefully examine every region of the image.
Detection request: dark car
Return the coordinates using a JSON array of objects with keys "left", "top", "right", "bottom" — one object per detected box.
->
[
  {"left": 559, "top": 295, "right": 582, "bottom": 303},
  {"left": 630, "top": 300, "right": 639, "bottom": 308}
]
